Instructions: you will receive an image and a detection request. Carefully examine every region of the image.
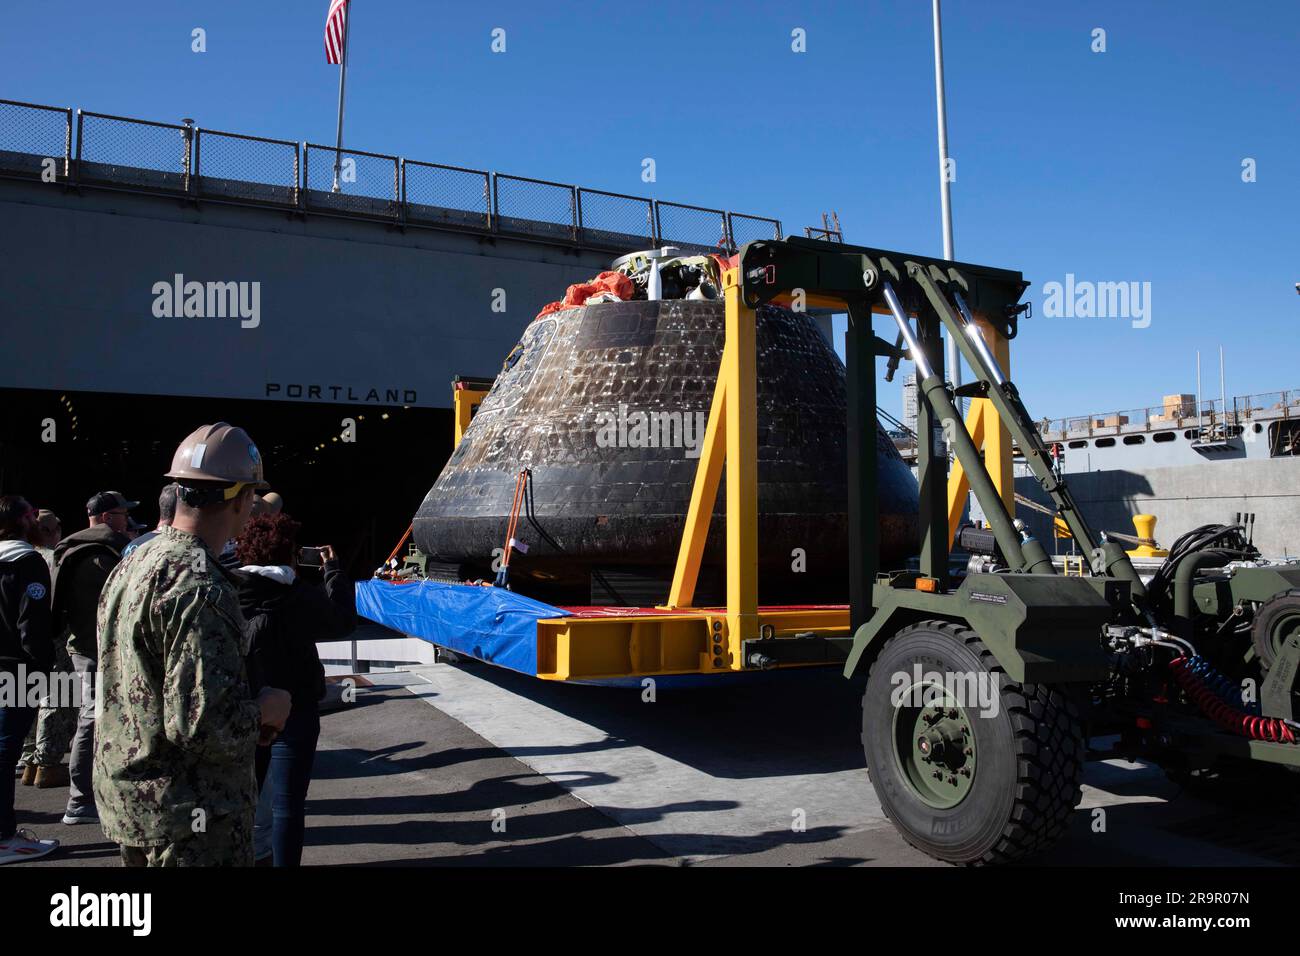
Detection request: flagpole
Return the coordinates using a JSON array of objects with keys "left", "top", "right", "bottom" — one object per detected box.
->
[{"left": 331, "top": 0, "right": 351, "bottom": 193}]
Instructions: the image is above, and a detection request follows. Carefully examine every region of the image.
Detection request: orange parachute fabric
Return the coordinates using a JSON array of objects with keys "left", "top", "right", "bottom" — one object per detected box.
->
[{"left": 535, "top": 271, "right": 635, "bottom": 320}]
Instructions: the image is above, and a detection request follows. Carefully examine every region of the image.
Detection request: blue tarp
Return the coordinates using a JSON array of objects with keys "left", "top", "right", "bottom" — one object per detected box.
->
[{"left": 355, "top": 579, "right": 569, "bottom": 676}]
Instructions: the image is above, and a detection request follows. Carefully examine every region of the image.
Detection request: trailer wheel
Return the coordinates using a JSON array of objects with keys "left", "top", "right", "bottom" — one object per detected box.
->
[
  {"left": 1251, "top": 588, "right": 1300, "bottom": 671},
  {"left": 862, "top": 619, "right": 1084, "bottom": 865}
]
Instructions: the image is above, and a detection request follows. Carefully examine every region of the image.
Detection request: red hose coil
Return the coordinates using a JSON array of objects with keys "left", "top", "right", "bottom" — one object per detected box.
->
[{"left": 1167, "top": 657, "right": 1296, "bottom": 744}]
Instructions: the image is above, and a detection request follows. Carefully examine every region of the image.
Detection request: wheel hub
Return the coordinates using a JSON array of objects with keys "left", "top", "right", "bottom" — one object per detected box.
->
[{"left": 893, "top": 688, "right": 976, "bottom": 809}]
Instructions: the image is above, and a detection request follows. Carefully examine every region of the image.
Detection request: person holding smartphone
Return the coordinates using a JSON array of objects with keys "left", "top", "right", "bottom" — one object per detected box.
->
[{"left": 234, "top": 513, "right": 355, "bottom": 866}]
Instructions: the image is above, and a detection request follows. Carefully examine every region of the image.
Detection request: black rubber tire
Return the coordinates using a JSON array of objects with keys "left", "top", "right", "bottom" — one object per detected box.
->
[
  {"left": 1251, "top": 588, "right": 1300, "bottom": 671},
  {"left": 862, "top": 619, "right": 1085, "bottom": 865}
]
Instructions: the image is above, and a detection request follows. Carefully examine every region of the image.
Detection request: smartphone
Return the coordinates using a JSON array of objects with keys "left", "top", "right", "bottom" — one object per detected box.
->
[{"left": 297, "top": 546, "right": 326, "bottom": 567}]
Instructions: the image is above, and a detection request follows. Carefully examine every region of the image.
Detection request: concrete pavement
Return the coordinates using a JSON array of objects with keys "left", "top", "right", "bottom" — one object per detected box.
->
[{"left": 11, "top": 661, "right": 1299, "bottom": 867}]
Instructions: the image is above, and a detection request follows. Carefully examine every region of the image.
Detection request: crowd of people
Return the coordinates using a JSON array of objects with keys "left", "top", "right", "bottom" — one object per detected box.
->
[{"left": 0, "top": 422, "right": 356, "bottom": 866}]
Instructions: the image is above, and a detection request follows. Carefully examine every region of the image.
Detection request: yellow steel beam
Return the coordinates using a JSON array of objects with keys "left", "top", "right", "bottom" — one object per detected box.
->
[
  {"left": 976, "top": 315, "right": 1014, "bottom": 516},
  {"left": 454, "top": 385, "right": 489, "bottom": 447},
  {"left": 946, "top": 400, "right": 985, "bottom": 539},
  {"left": 535, "top": 608, "right": 849, "bottom": 681},
  {"left": 663, "top": 352, "right": 727, "bottom": 609},
  {"left": 945, "top": 318, "right": 1013, "bottom": 543},
  {"left": 723, "top": 267, "right": 759, "bottom": 664}
]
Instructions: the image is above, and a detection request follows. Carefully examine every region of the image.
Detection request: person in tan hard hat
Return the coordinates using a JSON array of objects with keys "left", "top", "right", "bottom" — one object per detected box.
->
[
  {"left": 92, "top": 423, "right": 292, "bottom": 866},
  {"left": 252, "top": 491, "right": 283, "bottom": 517},
  {"left": 30, "top": 511, "right": 61, "bottom": 563}
]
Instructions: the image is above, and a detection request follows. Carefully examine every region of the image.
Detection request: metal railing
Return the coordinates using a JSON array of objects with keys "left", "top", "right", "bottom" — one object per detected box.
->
[
  {"left": 578, "top": 188, "right": 654, "bottom": 249},
  {"left": 655, "top": 200, "right": 729, "bottom": 253},
  {"left": 1038, "top": 389, "right": 1300, "bottom": 442},
  {"left": 403, "top": 159, "right": 490, "bottom": 231},
  {"left": 494, "top": 173, "right": 576, "bottom": 242},
  {"left": 804, "top": 225, "right": 843, "bottom": 242},
  {"left": 196, "top": 129, "right": 299, "bottom": 206},
  {"left": 1236, "top": 390, "right": 1300, "bottom": 420},
  {"left": 304, "top": 143, "right": 400, "bottom": 219},
  {"left": 729, "top": 212, "right": 782, "bottom": 247},
  {"left": 0, "top": 99, "right": 71, "bottom": 180},
  {"left": 0, "top": 97, "right": 788, "bottom": 253},
  {"left": 77, "top": 110, "right": 193, "bottom": 192}
]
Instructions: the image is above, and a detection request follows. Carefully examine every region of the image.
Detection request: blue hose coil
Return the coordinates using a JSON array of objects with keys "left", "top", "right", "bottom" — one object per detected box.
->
[{"left": 1183, "top": 655, "right": 1259, "bottom": 715}]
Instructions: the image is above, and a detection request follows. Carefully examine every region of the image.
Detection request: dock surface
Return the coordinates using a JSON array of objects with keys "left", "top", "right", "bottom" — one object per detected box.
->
[{"left": 14, "top": 661, "right": 1299, "bottom": 867}]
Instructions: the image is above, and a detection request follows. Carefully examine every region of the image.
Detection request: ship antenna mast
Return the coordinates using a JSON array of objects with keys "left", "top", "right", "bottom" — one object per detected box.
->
[{"left": 1219, "top": 345, "right": 1226, "bottom": 428}]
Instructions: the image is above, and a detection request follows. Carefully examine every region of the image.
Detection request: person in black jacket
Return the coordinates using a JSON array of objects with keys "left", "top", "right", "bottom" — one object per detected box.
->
[
  {"left": 0, "top": 495, "right": 58, "bottom": 863},
  {"left": 234, "top": 512, "right": 354, "bottom": 866},
  {"left": 54, "top": 490, "right": 134, "bottom": 826}
]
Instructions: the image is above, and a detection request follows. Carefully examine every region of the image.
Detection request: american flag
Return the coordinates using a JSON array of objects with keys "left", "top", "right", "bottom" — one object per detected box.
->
[{"left": 324, "top": 0, "right": 349, "bottom": 64}]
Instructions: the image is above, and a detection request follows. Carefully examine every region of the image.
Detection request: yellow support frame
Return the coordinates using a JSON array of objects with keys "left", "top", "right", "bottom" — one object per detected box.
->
[
  {"left": 454, "top": 383, "right": 490, "bottom": 446},
  {"left": 528, "top": 267, "right": 887, "bottom": 680},
  {"left": 664, "top": 346, "right": 727, "bottom": 609},
  {"left": 662, "top": 286, "right": 868, "bottom": 615},
  {"left": 946, "top": 317, "right": 1013, "bottom": 543},
  {"left": 534, "top": 607, "right": 849, "bottom": 681},
  {"left": 659, "top": 267, "right": 761, "bottom": 667},
  {"left": 724, "top": 267, "right": 760, "bottom": 652}
]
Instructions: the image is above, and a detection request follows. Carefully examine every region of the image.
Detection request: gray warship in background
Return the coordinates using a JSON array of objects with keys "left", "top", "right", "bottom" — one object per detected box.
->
[{"left": 893, "top": 377, "right": 1300, "bottom": 558}]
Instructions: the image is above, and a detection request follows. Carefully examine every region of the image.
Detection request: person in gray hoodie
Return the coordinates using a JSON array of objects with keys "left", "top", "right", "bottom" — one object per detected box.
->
[
  {"left": 0, "top": 495, "right": 58, "bottom": 863},
  {"left": 52, "top": 491, "right": 135, "bottom": 825},
  {"left": 17, "top": 508, "right": 75, "bottom": 789}
]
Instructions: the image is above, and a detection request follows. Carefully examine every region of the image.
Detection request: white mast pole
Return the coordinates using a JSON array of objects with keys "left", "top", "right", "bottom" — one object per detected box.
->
[
  {"left": 1219, "top": 345, "right": 1226, "bottom": 421},
  {"left": 932, "top": 0, "right": 960, "bottom": 397},
  {"left": 1196, "top": 350, "right": 1202, "bottom": 424}
]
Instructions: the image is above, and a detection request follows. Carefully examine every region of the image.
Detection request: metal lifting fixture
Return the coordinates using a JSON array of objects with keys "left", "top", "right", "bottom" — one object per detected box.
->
[{"left": 664, "top": 236, "right": 1149, "bottom": 644}]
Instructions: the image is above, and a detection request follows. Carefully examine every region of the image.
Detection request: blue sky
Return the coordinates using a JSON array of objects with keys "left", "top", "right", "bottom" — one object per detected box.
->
[{"left": 2, "top": 0, "right": 1296, "bottom": 418}]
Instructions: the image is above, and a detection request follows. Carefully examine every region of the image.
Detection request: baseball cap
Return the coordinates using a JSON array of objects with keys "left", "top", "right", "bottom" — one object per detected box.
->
[{"left": 87, "top": 491, "right": 140, "bottom": 516}]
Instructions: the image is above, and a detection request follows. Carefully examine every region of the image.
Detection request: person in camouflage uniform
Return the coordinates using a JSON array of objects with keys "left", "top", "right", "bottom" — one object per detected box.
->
[
  {"left": 93, "top": 423, "right": 291, "bottom": 867},
  {"left": 17, "top": 641, "right": 74, "bottom": 777}
]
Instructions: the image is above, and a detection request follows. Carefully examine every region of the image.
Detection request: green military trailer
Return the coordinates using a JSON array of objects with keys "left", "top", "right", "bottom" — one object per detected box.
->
[{"left": 730, "top": 238, "right": 1300, "bottom": 865}]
